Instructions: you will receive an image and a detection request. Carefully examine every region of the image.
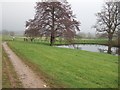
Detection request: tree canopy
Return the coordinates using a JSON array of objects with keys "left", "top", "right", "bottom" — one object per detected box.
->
[{"left": 25, "top": 0, "right": 80, "bottom": 46}]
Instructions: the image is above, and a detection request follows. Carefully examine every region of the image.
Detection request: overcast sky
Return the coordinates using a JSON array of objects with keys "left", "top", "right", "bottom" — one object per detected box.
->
[{"left": 1, "top": 0, "right": 104, "bottom": 34}]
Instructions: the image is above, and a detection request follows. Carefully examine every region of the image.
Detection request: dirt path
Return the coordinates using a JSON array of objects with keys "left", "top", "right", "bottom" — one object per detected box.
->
[{"left": 2, "top": 42, "right": 48, "bottom": 88}]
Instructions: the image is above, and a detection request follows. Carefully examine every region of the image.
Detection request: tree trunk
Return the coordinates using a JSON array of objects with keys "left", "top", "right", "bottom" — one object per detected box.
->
[
  {"left": 107, "top": 34, "right": 113, "bottom": 54},
  {"left": 117, "top": 33, "right": 120, "bottom": 55},
  {"left": 50, "top": 6, "right": 55, "bottom": 46},
  {"left": 50, "top": 35, "right": 55, "bottom": 46}
]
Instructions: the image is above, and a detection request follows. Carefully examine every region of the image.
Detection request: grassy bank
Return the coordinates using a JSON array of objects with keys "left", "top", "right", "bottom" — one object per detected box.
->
[
  {"left": 8, "top": 41, "right": 118, "bottom": 88},
  {"left": 2, "top": 48, "right": 23, "bottom": 88}
]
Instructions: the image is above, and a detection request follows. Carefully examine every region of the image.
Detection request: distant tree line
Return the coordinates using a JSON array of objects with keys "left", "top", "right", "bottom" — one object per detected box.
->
[{"left": 2, "top": 30, "right": 15, "bottom": 36}]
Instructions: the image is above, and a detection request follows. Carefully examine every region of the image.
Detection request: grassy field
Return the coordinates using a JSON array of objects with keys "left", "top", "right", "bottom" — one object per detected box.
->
[
  {"left": 75, "top": 39, "right": 108, "bottom": 44},
  {"left": 8, "top": 40, "right": 118, "bottom": 88}
]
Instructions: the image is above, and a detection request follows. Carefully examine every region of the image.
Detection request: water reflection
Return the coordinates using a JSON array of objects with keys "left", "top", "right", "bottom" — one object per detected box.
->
[{"left": 57, "top": 44, "right": 118, "bottom": 55}]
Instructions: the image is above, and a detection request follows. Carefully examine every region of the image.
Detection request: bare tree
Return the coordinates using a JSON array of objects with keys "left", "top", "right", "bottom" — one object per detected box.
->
[
  {"left": 94, "top": 1, "right": 120, "bottom": 54},
  {"left": 25, "top": 0, "right": 80, "bottom": 46}
]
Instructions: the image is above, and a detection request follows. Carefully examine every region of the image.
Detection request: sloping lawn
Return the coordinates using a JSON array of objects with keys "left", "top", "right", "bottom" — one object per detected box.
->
[{"left": 8, "top": 41, "right": 118, "bottom": 88}]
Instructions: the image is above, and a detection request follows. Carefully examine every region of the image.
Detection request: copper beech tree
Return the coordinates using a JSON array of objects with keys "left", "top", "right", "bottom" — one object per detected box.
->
[
  {"left": 94, "top": 2, "right": 120, "bottom": 54},
  {"left": 25, "top": 0, "right": 80, "bottom": 46}
]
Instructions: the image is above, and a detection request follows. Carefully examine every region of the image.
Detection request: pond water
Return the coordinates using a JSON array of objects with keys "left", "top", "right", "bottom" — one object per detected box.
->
[{"left": 57, "top": 44, "right": 118, "bottom": 55}]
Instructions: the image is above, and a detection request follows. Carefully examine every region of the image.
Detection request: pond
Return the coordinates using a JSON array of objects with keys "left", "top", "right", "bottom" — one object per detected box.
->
[{"left": 57, "top": 44, "right": 119, "bottom": 55}]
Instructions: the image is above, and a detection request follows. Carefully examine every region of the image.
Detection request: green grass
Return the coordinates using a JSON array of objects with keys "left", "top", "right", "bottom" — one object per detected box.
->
[
  {"left": 8, "top": 41, "right": 118, "bottom": 88},
  {"left": 75, "top": 39, "right": 119, "bottom": 47},
  {"left": 75, "top": 39, "right": 108, "bottom": 44},
  {"left": 2, "top": 35, "right": 12, "bottom": 41}
]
